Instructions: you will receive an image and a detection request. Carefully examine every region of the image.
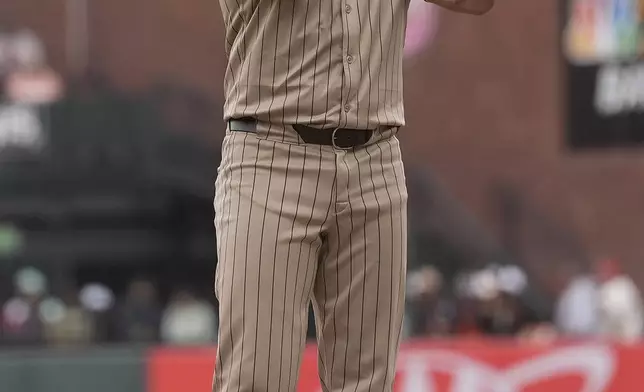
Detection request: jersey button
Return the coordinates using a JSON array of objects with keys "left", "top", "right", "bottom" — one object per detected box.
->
[
  {"left": 344, "top": 104, "right": 351, "bottom": 112},
  {"left": 347, "top": 55, "right": 354, "bottom": 64},
  {"left": 345, "top": 4, "right": 352, "bottom": 13}
]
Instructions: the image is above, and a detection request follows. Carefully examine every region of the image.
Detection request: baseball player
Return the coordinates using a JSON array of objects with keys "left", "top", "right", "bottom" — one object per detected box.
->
[{"left": 213, "top": 0, "right": 494, "bottom": 391}]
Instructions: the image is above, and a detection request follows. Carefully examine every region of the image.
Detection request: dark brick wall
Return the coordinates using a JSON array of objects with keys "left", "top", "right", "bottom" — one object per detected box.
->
[
  {"left": 0, "top": 1, "right": 67, "bottom": 70},
  {"left": 403, "top": 2, "right": 644, "bottom": 287}
]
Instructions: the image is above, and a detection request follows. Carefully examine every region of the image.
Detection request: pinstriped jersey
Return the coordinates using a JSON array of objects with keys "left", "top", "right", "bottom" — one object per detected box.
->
[{"left": 219, "top": 0, "right": 410, "bottom": 129}]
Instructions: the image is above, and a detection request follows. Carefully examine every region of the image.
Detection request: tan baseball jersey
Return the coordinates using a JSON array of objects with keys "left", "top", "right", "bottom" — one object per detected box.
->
[
  {"left": 219, "top": 0, "right": 410, "bottom": 129},
  {"left": 213, "top": 0, "right": 411, "bottom": 391}
]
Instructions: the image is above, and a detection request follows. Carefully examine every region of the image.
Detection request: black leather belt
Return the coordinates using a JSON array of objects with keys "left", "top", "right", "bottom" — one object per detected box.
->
[
  {"left": 293, "top": 125, "right": 372, "bottom": 149},
  {"left": 228, "top": 119, "right": 373, "bottom": 149}
]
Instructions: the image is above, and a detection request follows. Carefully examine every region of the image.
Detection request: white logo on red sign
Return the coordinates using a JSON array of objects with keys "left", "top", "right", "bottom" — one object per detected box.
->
[
  {"left": 396, "top": 344, "right": 616, "bottom": 392},
  {"left": 313, "top": 344, "right": 616, "bottom": 392}
]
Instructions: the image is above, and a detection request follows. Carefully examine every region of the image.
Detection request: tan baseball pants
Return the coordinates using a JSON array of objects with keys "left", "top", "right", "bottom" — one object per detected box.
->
[{"left": 213, "top": 124, "right": 407, "bottom": 392}]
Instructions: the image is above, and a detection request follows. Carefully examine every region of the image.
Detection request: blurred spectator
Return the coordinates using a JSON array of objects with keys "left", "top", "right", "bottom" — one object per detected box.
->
[
  {"left": 3, "top": 28, "right": 63, "bottom": 105},
  {"left": 41, "top": 287, "right": 95, "bottom": 347},
  {"left": 405, "top": 266, "right": 454, "bottom": 337},
  {"left": 1, "top": 267, "right": 47, "bottom": 345},
  {"left": 0, "top": 104, "right": 45, "bottom": 153},
  {"left": 595, "top": 258, "right": 644, "bottom": 343},
  {"left": 553, "top": 263, "right": 598, "bottom": 337},
  {"left": 79, "top": 283, "right": 115, "bottom": 313},
  {"left": 114, "top": 279, "right": 162, "bottom": 343},
  {"left": 469, "top": 267, "right": 536, "bottom": 336},
  {"left": 475, "top": 291, "right": 525, "bottom": 335},
  {"left": 79, "top": 283, "right": 116, "bottom": 342},
  {"left": 451, "top": 298, "right": 484, "bottom": 336},
  {"left": 160, "top": 289, "right": 217, "bottom": 345}
]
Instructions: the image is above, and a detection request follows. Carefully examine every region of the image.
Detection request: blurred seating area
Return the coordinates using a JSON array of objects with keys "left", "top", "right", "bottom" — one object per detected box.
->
[
  {"left": 1, "top": 254, "right": 642, "bottom": 347},
  {"left": 0, "top": 267, "right": 218, "bottom": 347},
  {"left": 404, "top": 257, "right": 644, "bottom": 343}
]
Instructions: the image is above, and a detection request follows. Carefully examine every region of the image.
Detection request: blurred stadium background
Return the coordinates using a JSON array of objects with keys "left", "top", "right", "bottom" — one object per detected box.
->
[{"left": 1, "top": 0, "right": 644, "bottom": 391}]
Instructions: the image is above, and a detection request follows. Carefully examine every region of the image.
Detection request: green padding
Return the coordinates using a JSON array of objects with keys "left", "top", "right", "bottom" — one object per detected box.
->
[
  {"left": 0, "top": 347, "right": 145, "bottom": 392},
  {"left": 0, "top": 356, "right": 24, "bottom": 391}
]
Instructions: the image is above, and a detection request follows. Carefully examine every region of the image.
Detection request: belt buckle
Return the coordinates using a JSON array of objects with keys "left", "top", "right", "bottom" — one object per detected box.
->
[{"left": 331, "top": 128, "right": 353, "bottom": 150}]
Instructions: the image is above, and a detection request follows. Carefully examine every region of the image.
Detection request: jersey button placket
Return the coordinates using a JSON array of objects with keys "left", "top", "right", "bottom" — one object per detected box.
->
[{"left": 340, "top": 0, "right": 357, "bottom": 124}]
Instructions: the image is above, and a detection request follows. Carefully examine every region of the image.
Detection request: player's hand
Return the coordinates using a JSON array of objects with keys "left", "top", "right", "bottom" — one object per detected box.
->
[{"left": 425, "top": 0, "right": 495, "bottom": 15}]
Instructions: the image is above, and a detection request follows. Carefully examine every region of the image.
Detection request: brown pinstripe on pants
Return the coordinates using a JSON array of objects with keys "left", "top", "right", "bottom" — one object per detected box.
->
[{"left": 213, "top": 123, "right": 407, "bottom": 391}]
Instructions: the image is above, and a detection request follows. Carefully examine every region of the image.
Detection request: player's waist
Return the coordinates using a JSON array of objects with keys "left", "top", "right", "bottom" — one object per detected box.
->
[{"left": 227, "top": 118, "right": 400, "bottom": 149}]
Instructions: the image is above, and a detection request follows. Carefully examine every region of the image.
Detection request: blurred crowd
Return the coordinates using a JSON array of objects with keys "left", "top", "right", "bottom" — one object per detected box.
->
[
  {"left": 0, "top": 267, "right": 218, "bottom": 347},
  {"left": 2, "top": 256, "right": 642, "bottom": 348},
  {"left": 404, "top": 257, "right": 644, "bottom": 343}
]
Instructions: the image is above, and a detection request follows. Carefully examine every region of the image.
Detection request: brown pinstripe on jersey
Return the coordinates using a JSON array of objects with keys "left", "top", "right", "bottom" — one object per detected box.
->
[{"left": 219, "top": 0, "right": 409, "bottom": 130}]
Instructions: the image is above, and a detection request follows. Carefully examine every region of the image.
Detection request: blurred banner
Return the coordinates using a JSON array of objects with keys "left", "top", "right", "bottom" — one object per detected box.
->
[
  {"left": 563, "top": 0, "right": 644, "bottom": 148},
  {"left": 148, "top": 340, "right": 642, "bottom": 392},
  {"left": 0, "top": 347, "right": 145, "bottom": 392}
]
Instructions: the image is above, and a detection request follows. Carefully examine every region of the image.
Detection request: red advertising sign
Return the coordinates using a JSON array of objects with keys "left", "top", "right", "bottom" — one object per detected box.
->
[{"left": 147, "top": 339, "right": 642, "bottom": 392}]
